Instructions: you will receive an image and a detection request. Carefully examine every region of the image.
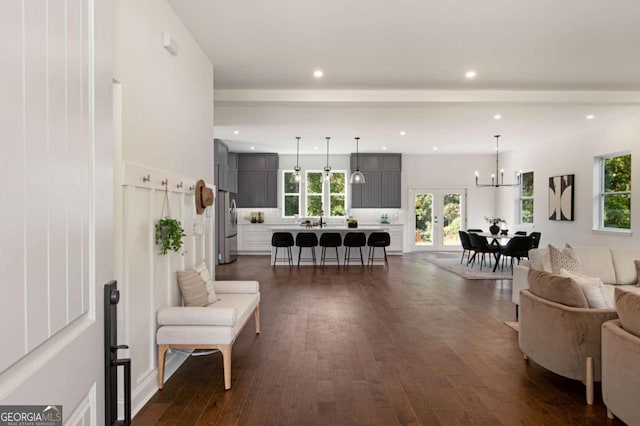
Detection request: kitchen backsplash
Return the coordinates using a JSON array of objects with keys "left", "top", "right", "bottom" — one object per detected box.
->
[{"left": 236, "top": 208, "right": 402, "bottom": 224}]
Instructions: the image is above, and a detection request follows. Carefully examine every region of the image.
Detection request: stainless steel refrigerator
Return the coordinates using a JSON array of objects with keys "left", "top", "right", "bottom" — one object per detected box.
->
[{"left": 217, "top": 191, "right": 237, "bottom": 264}]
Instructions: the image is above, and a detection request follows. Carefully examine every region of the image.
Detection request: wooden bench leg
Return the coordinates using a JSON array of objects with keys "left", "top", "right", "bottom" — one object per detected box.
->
[
  {"left": 254, "top": 305, "right": 261, "bottom": 334},
  {"left": 220, "top": 344, "right": 232, "bottom": 390},
  {"left": 157, "top": 344, "right": 169, "bottom": 389}
]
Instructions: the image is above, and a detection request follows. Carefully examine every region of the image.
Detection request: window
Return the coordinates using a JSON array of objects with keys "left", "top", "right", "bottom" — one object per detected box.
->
[
  {"left": 519, "top": 171, "right": 534, "bottom": 224},
  {"left": 598, "top": 153, "right": 631, "bottom": 230},
  {"left": 282, "top": 170, "right": 347, "bottom": 218},
  {"left": 306, "top": 171, "right": 323, "bottom": 216},
  {"left": 282, "top": 171, "right": 301, "bottom": 217}
]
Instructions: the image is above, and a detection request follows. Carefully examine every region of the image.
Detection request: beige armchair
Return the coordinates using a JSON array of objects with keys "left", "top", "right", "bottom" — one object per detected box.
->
[{"left": 519, "top": 289, "right": 617, "bottom": 404}]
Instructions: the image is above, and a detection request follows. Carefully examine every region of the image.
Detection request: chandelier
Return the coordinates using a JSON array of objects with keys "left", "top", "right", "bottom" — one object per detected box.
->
[{"left": 475, "top": 135, "right": 521, "bottom": 187}]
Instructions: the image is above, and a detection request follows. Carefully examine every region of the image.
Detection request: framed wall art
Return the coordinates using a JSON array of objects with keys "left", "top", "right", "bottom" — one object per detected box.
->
[{"left": 549, "top": 174, "right": 574, "bottom": 221}]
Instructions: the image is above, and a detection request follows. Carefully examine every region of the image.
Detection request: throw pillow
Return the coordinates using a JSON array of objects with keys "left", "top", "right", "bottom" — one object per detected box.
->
[
  {"left": 176, "top": 269, "right": 208, "bottom": 307},
  {"left": 194, "top": 260, "right": 217, "bottom": 304},
  {"left": 635, "top": 259, "right": 640, "bottom": 286},
  {"left": 614, "top": 288, "right": 640, "bottom": 338},
  {"left": 548, "top": 243, "right": 583, "bottom": 274},
  {"left": 559, "top": 269, "right": 613, "bottom": 309},
  {"left": 527, "top": 269, "right": 589, "bottom": 308}
]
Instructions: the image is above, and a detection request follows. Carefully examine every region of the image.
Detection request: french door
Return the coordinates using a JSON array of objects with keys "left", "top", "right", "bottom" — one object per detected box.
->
[{"left": 410, "top": 189, "right": 466, "bottom": 251}]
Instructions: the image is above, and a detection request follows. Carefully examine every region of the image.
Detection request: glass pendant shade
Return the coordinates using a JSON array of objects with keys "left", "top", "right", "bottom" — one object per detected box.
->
[
  {"left": 324, "top": 137, "right": 332, "bottom": 181},
  {"left": 289, "top": 137, "right": 302, "bottom": 184},
  {"left": 349, "top": 137, "right": 366, "bottom": 184}
]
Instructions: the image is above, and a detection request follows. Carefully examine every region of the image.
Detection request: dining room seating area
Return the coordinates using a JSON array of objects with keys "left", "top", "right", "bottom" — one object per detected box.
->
[{"left": 458, "top": 229, "right": 542, "bottom": 273}]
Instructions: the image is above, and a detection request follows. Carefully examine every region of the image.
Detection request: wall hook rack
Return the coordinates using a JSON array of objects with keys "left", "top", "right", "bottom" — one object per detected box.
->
[
  {"left": 161, "top": 179, "right": 168, "bottom": 186},
  {"left": 188, "top": 185, "right": 195, "bottom": 191},
  {"left": 142, "top": 174, "right": 150, "bottom": 183},
  {"left": 176, "top": 182, "right": 183, "bottom": 189}
]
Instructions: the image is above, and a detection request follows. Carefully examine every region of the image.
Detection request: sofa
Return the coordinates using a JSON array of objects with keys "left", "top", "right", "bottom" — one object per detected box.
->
[
  {"left": 520, "top": 279, "right": 618, "bottom": 404},
  {"left": 156, "top": 280, "right": 260, "bottom": 390},
  {"left": 602, "top": 289, "right": 640, "bottom": 424},
  {"left": 513, "top": 246, "right": 640, "bottom": 318}
]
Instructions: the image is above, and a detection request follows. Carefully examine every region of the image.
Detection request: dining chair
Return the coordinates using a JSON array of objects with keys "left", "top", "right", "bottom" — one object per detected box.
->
[
  {"left": 468, "top": 233, "right": 500, "bottom": 271},
  {"left": 458, "top": 231, "right": 475, "bottom": 265},
  {"left": 499, "top": 236, "right": 533, "bottom": 271},
  {"left": 530, "top": 232, "right": 542, "bottom": 249}
]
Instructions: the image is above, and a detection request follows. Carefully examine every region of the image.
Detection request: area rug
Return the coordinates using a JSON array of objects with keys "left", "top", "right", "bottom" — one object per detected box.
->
[
  {"left": 504, "top": 321, "right": 519, "bottom": 332},
  {"left": 423, "top": 252, "right": 513, "bottom": 280}
]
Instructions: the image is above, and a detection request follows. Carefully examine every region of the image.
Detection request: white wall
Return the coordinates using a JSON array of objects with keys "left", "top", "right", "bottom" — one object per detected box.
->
[
  {"left": 498, "top": 110, "right": 640, "bottom": 248},
  {"left": 113, "top": 0, "right": 214, "bottom": 416},
  {"left": 114, "top": 0, "right": 214, "bottom": 179}
]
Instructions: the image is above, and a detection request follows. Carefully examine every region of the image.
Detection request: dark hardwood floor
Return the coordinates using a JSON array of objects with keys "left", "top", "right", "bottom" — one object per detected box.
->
[{"left": 134, "top": 253, "right": 622, "bottom": 425}]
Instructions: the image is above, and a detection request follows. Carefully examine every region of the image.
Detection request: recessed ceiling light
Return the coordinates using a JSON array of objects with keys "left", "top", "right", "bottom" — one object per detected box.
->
[
  {"left": 382, "top": 146, "right": 388, "bottom": 151},
  {"left": 494, "top": 114, "right": 502, "bottom": 120},
  {"left": 433, "top": 147, "right": 438, "bottom": 151},
  {"left": 586, "top": 114, "right": 595, "bottom": 120},
  {"left": 399, "top": 131, "right": 406, "bottom": 136},
  {"left": 313, "top": 70, "right": 323, "bottom": 78},
  {"left": 233, "top": 130, "right": 239, "bottom": 135},
  {"left": 250, "top": 146, "right": 255, "bottom": 150},
  {"left": 465, "top": 70, "right": 477, "bottom": 79}
]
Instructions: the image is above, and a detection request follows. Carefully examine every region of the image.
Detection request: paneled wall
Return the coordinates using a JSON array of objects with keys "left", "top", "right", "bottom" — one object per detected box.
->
[{"left": 118, "top": 163, "right": 214, "bottom": 414}]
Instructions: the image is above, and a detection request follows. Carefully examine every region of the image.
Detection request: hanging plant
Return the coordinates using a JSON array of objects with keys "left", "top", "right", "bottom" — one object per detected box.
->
[
  {"left": 155, "top": 218, "right": 186, "bottom": 255},
  {"left": 155, "top": 181, "right": 186, "bottom": 255}
]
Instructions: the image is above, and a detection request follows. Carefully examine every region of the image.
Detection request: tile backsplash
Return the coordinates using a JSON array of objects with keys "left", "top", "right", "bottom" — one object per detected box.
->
[{"left": 236, "top": 208, "right": 402, "bottom": 225}]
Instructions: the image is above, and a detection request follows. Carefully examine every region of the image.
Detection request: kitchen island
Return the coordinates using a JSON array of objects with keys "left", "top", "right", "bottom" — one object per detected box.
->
[{"left": 270, "top": 225, "right": 389, "bottom": 266}]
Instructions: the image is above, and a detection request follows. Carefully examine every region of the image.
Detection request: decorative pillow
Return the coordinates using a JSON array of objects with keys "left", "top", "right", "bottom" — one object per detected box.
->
[
  {"left": 548, "top": 243, "right": 583, "bottom": 274},
  {"left": 615, "top": 288, "right": 640, "bottom": 338},
  {"left": 635, "top": 259, "right": 640, "bottom": 286},
  {"left": 194, "top": 261, "right": 217, "bottom": 304},
  {"left": 527, "top": 269, "right": 589, "bottom": 308},
  {"left": 176, "top": 269, "right": 208, "bottom": 307},
  {"left": 559, "top": 269, "right": 613, "bottom": 309}
]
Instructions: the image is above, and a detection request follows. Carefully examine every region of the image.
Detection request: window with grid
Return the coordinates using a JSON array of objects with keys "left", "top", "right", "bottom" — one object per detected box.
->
[
  {"left": 519, "top": 171, "right": 534, "bottom": 224},
  {"left": 282, "top": 171, "right": 301, "bottom": 217},
  {"left": 328, "top": 172, "right": 347, "bottom": 217},
  {"left": 598, "top": 153, "right": 631, "bottom": 230},
  {"left": 306, "top": 171, "right": 324, "bottom": 216}
]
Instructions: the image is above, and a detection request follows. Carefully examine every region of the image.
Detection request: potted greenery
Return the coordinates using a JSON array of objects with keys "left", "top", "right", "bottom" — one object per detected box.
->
[
  {"left": 484, "top": 216, "right": 506, "bottom": 235},
  {"left": 155, "top": 218, "right": 186, "bottom": 255}
]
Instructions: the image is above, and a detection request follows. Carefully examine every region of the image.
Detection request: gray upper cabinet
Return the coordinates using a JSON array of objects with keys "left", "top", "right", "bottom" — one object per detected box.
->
[
  {"left": 350, "top": 153, "right": 401, "bottom": 208},
  {"left": 237, "top": 153, "right": 279, "bottom": 208},
  {"left": 214, "top": 139, "right": 239, "bottom": 193}
]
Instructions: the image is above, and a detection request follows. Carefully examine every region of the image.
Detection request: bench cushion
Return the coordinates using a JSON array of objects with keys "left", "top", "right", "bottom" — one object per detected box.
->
[{"left": 156, "top": 292, "right": 260, "bottom": 346}]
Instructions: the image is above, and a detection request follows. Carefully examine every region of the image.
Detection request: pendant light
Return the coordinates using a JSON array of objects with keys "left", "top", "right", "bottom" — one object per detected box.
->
[
  {"left": 323, "top": 137, "right": 332, "bottom": 181},
  {"left": 349, "top": 137, "right": 366, "bottom": 184},
  {"left": 290, "top": 136, "right": 302, "bottom": 184},
  {"left": 475, "top": 135, "right": 521, "bottom": 187}
]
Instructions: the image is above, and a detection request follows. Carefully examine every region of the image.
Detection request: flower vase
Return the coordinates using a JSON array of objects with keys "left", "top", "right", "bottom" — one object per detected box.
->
[{"left": 489, "top": 224, "right": 500, "bottom": 235}]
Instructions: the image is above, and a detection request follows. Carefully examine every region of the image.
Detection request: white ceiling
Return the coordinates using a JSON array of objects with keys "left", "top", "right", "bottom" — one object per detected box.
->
[{"left": 168, "top": 0, "right": 640, "bottom": 154}]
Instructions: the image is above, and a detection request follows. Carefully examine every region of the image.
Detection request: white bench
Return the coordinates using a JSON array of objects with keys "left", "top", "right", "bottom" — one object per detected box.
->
[{"left": 156, "top": 280, "right": 260, "bottom": 390}]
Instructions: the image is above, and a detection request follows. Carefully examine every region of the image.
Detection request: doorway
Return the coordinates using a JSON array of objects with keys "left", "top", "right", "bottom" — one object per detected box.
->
[{"left": 410, "top": 189, "right": 466, "bottom": 251}]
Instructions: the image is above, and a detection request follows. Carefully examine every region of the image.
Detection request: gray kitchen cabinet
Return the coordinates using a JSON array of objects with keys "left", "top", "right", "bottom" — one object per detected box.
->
[
  {"left": 237, "top": 153, "right": 279, "bottom": 208},
  {"left": 350, "top": 153, "right": 401, "bottom": 208},
  {"left": 214, "top": 139, "right": 229, "bottom": 191},
  {"left": 227, "top": 152, "right": 238, "bottom": 193}
]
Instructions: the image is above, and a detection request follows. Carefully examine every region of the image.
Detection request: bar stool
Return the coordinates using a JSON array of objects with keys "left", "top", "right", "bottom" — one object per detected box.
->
[
  {"left": 319, "top": 233, "right": 342, "bottom": 266},
  {"left": 295, "top": 232, "right": 318, "bottom": 267},
  {"left": 343, "top": 232, "right": 366, "bottom": 266},
  {"left": 271, "top": 232, "right": 294, "bottom": 267},
  {"left": 367, "top": 232, "right": 391, "bottom": 266}
]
